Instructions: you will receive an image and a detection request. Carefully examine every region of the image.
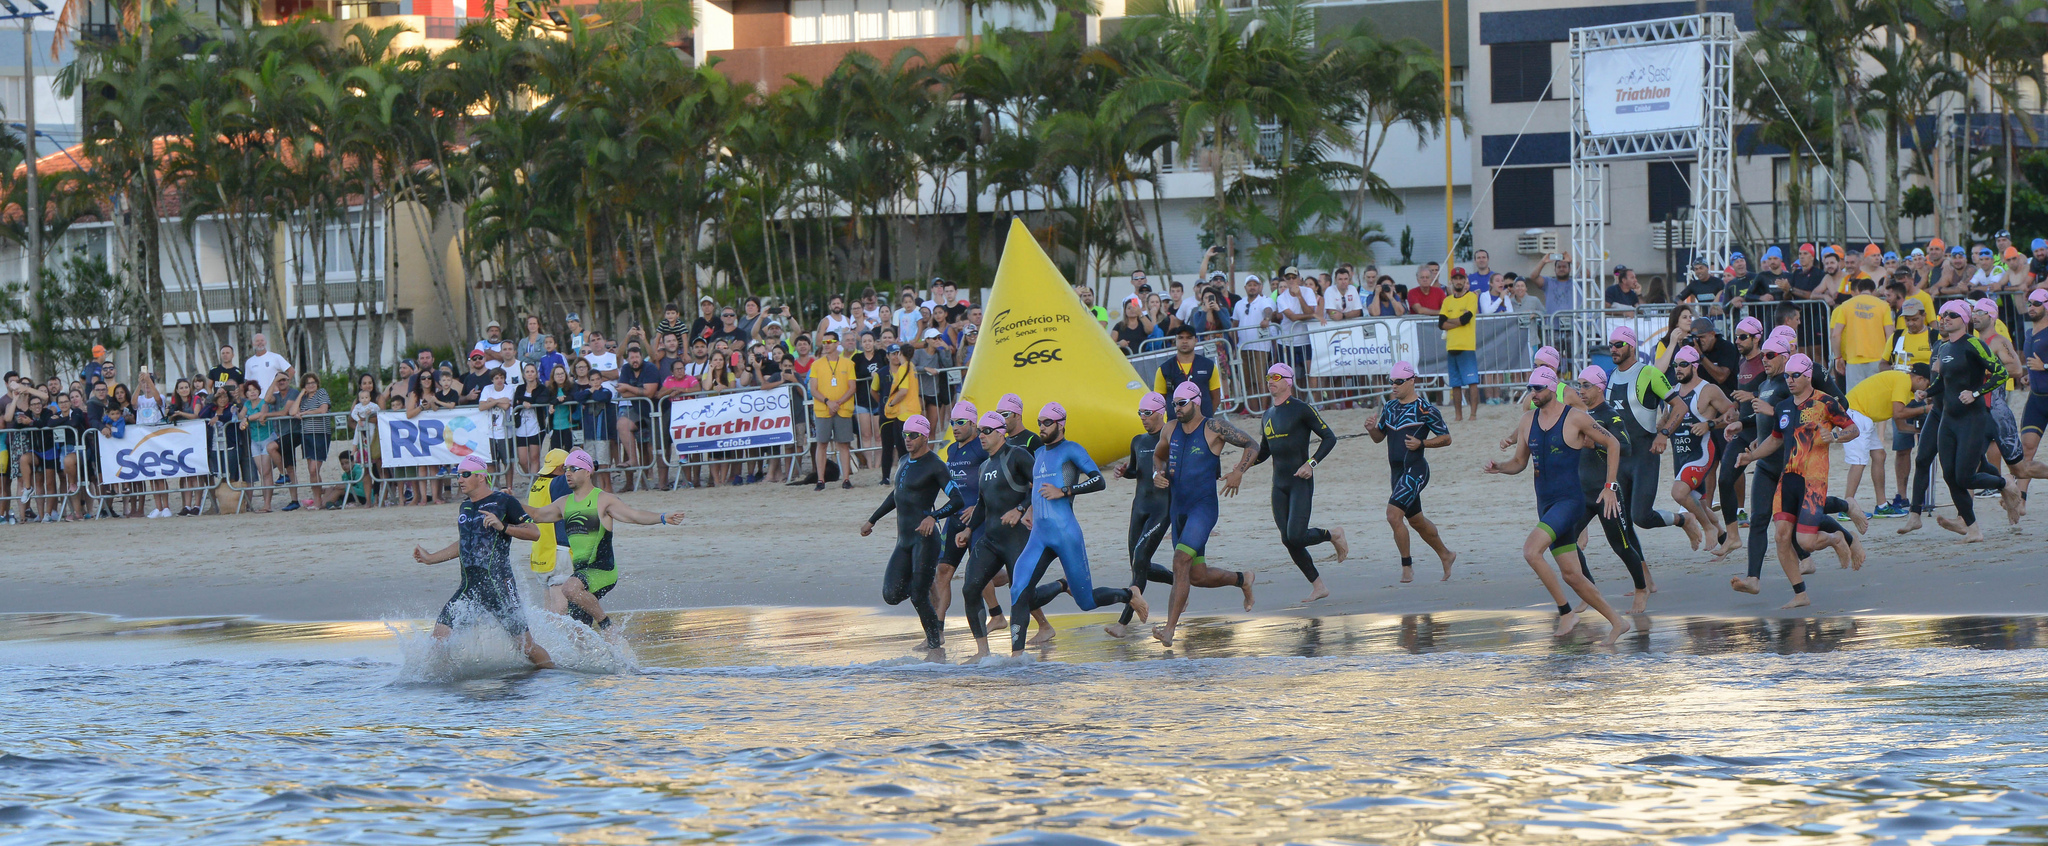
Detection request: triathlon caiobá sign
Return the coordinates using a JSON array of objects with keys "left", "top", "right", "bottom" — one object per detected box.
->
[{"left": 1583, "top": 41, "right": 1705, "bottom": 136}]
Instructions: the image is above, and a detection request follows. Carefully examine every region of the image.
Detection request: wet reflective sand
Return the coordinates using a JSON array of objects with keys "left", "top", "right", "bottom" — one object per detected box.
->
[{"left": 5, "top": 609, "right": 2048, "bottom": 844}]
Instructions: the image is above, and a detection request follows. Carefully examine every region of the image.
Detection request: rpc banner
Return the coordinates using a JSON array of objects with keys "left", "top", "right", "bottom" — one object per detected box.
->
[
  {"left": 96, "top": 420, "right": 212, "bottom": 482},
  {"left": 379, "top": 407, "right": 493, "bottom": 468},
  {"left": 1583, "top": 41, "right": 1705, "bottom": 136},
  {"left": 668, "top": 388, "right": 795, "bottom": 457}
]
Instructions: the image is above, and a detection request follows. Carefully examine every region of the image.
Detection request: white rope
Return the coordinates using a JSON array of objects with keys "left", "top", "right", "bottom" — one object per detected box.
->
[
  {"left": 1745, "top": 47, "right": 1873, "bottom": 245},
  {"left": 1439, "top": 59, "right": 1562, "bottom": 268}
]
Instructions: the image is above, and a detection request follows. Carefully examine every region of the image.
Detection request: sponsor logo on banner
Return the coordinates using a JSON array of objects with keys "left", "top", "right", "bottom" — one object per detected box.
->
[
  {"left": 668, "top": 388, "right": 795, "bottom": 456},
  {"left": 1011, "top": 338, "right": 1065, "bottom": 368},
  {"left": 98, "top": 421, "right": 212, "bottom": 481},
  {"left": 1309, "top": 322, "right": 1399, "bottom": 376},
  {"left": 1583, "top": 42, "right": 1705, "bottom": 136},
  {"left": 379, "top": 408, "right": 492, "bottom": 468}
]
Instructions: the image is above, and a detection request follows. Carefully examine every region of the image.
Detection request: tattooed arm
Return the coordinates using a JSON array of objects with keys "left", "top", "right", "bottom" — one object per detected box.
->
[{"left": 1213, "top": 416, "right": 1260, "bottom": 496}]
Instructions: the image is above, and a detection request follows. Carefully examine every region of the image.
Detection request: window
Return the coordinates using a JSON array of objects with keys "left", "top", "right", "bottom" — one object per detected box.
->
[
  {"left": 1493, "top": 167, "right": 1555, "bottom": 229},
  {"left": 1491, "top": 42, "right": 1552, "bottom": 103},
  {"left": 1648, "top": 161, "right": 1692, "bottom": 223},
  {"left": 790, "top": 0, "right": 962, "bottom": 44}
]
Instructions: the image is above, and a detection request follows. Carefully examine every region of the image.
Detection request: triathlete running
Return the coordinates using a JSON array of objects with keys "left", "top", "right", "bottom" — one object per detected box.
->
[
  {"left": 1361, "top": 360, "right": 1457, "bottom": 583},
  {"left": 412, "top": 453, "right": 553, "bottom": 668},
  {"left": 1148, "top": 381, "right": 1258, "bottom": 647},
  {"left": 1227, "top": 363, "right": 1347, "bottom": 602},
  {"left": 859, "top": 415, "right": 965, "bottom": 651},
  {"left": 1006, "top": 402, "right": 1147, "bottom": 656},
  {"left": 522, "top": 449, "right": 685, "bottom": 630}
]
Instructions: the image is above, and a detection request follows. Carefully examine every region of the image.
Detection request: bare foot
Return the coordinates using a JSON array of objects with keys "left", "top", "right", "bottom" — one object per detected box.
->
[
  {"left": 2001, "top": 480, "right": 2024, "bottom": 527},
  {"left": 1845, "top": 500, "right": 1870, "bottom": 535},
  {"left": 1937, "top": 515, "right": 1969, "bottom": 536},
  {"left": 1400, "top": 565, "right": 1414, "bottom": 584},
  {"left": 1964, "top": 526, "right": 1986, "bottom": 543},
  {"left": 1439, "top": 551, "right": 1458, "bottom": 581},
  {"left": 1897, "top": 512, "right": 1923, "bottom": 534},
  {"left": 1239, "top": 571, "right": 1256, "bottom": 611},
  {"left": 1104, "top": 623, "right": 1128, "bottom": 638},
  {"left": 987, "top": 612, "right": 1008, "bottom": 631},
  {"left": 1127, "top": 591, "right": 1150, "bottom": 624},
  {"left": 1646, "top": 573, "right": 1658, "bottom": 594},
  {"left": 1151, "top": 623, "right": 1175, "bottom": 647},
  {"left": 1730, "top": 576, "right": 1760, "bottom": 594},
  {"left": 1329, "top": 527, "right": 1350, "bottom": 563},
  {"left": 1680, "top": 514, "right": 1704, "bottom": 550},
  {"left": 1553, "top": 610, "right": 1579, "bottom": 637},
  {"left": 1710, "top": 531, "right": 1742, "bottom": 559},
  {"left": 1628, "top": 591, "right": 1647, "bottom": 614},
  {"left": 1029, "top": 624, "right": 1057, "bottom": 645},
  {"left": 1800, "top": 560, "right": 1816, "bottom": 575},
  {"left": 1602, "top": 614, "right": 1633, "bottom": 646},
  {"left": 1780, "top": 593, "right": 1811, "bottom": 609},
  {"left": 1848, "top": 537, "right": 1867, "bottom": 570},
  {"left": 1301, "top": 580, "right": 1330, "bottom": 604}
]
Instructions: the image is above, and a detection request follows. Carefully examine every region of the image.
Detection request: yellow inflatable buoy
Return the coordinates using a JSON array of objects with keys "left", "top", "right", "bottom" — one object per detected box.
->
[{"left": 959, "top": 220, "right": 1149, "bottom": 465}]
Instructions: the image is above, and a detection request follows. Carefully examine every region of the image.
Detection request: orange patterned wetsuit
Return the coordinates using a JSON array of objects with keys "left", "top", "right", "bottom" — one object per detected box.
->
[{"left": 1769, "top": 393, "right": 1853, "bottom": 533}]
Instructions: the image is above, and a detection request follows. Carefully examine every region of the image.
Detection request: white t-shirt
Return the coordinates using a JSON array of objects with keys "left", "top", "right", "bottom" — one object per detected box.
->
[
  {"left": 479, "top": 383, "right": 515, "bottom": 440},
  {"left": 1326, "top": 285, "right": 1364, "bottom": 318},
  {"left": 894, "top": 307, "right": 923, "bottom": 341},
  {"left": 243, "top": 351, "right": 292, "bottom": 392},
  {"left": 1173, "top": 297, "right": 1198, "bottom": 324},
  {"left": 1274, "top": 288, "right": 1320, "bottom": 346},
  {"left": 1478, "top": 291, "right": 1515, "bottom": 314},
  {"left": 1233, "top": 295, "right": 1276, "bottom": 352},
  {"left": 584, "top": 351, "right": 619, "bottom": 377},
  {"left": 1969, "top": 268, "right": 2004, "bottom": 289}
]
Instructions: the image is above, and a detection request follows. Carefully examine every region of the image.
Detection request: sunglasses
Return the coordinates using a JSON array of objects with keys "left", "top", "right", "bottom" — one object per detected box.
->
[
  {"left": 1267, "top": 374, "right": 1288, "bottom": 382},
  {"left": 1762, "top": 351, "right": 1782, "bottom": 360},
  {"left": 458, "top": 470, "right": 482, "bottom": 479},
  {"left": 1734, "top": 333, "right": 1754, "bottom": 341},
  {"left": 1787, "top": 369, "right": 1812, "bottom": 378},
  {"left": 950, "top": 419, "right": 973, "bottom": 427},
  {"left": 1609, "top": 341, "right": 1629, "bottom": 349},
  {"left": 1038, "top": 418, "right": 1062, "bottom": 427},
  {"left": 1137, "top": 409, "right": 1159, "bottom": 417},
  {"left": 1173, "top": 399, "right": 1195, "bottom": 409},
  {"left": 1527, "top": 383, "right": 1550, "bottom": 392},
  {"left": 978, "top": 426, "right": 1002, "bottom": 435}
]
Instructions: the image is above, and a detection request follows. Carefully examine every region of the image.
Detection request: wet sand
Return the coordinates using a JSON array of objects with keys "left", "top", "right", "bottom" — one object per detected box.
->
[{"left": 11, "top": 404, "right": 2045, "bottom": 624}]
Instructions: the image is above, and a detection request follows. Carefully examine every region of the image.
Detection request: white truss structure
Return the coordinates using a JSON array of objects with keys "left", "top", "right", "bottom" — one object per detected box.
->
[{"left": 1568, "top": 13, "right": 1735, "bottom": 354}]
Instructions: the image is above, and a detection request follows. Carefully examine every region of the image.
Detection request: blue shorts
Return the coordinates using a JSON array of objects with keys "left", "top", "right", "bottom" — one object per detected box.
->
[
  {"left": 1446, "top": 349, "right": 1480, "bottom": 388},
  {"left": 2024, "top": 393, "right": 2048, "bottom": 438},
  {"left": 1170, "top": 499, "right": 1218, "bottom": 558},
  {"left": 1537, "top": 495, "right": 1588, "bottom": 555}
]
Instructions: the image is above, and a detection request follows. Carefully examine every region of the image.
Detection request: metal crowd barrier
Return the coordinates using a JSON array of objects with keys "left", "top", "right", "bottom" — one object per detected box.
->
[
  {"left": 217, "top": 410, "right": 357, "bottom": 513},
  {"left": 7, "top": 426, "right": 83, "bottom": 522},
  {"left": 657, "top": 384, "right": 814, "bottom": 481},
  {"left": 82, "top": 426, "right": 216, "bottom": 519}
]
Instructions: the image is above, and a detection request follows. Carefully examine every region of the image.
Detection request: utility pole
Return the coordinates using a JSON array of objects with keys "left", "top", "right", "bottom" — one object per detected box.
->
[{"left": 0, "top": 0, "right": 51, "bottom": 376}]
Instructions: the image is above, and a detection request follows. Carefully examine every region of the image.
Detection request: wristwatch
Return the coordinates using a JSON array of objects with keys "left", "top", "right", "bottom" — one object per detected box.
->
[
  {"left": 1607, "top": 482, "right": 1621, "bottom": 492},
  {"left": 1658, "top": 428, "right": 1673, "bottom": 437}
]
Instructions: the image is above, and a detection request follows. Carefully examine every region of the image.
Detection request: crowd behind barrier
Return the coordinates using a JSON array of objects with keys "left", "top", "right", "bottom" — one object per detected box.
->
[{"left": 4, "top": 240, "right": 2045, "bottom": 524}]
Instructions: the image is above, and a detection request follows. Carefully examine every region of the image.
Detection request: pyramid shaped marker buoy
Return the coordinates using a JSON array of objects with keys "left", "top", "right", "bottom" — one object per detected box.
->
[{"left": 959, "top": 220, "right": 1149, "bottom": 465}]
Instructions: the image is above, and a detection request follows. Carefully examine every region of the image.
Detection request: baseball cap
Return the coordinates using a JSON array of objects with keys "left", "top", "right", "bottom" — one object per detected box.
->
[
  {"left": 1909, "top": 362, "right": 1933, "bottom": 380},
  {"left": 1577, "top": 365, "right": 1608, "bottom": 390},
  {"left": 1208, "top": 270, "right": 1226, "bottom": 280},
  {"left": 565, "top": 449, "right": 595, "bottom": 472},
  {"left": 540, "top": 448, "right": 568, "bottom": 473},
  {"left": 1173, "top": 381, "right": 1202, "bottom": 403},
  {"left": 1762, "top": 335, "right": 1793, "bottom": 355},
  {"left": 1608, "top": 324, "right": 1638, "bottom": 347},
  {"left": 1901, "top": 299, "right": 1926, "bottom": 315},
  {"left": 1691, "top": 317, "right": 1717, "bottom": 334},
  {"left": 565, "top": 312, "right": 580, "bottom": 322},
  {"left": 1138, "top": 392, "right": 1167, "bottom": 414},
  {"left": 1615, "top": 264, "right": 1633, "bottom": 274},
  {"left": 1281, "top": 266, "right": 1300, "bottom": 277},
  {"left": 1243, "top": 273, "right": 1262, "bottom": 284},
  {"left": 951, "top": 400, "right": 977, "bottom": 420},
  {"left": 457, "top": 453, "right": 489, "bottom": 474},
  {"left": 1039, "top": 401, "right": 1067, "bottom": 422},
  {"left": 1450, "top": 267, "right": 1467, "bottom": 278},
  {"left": 1785, "top": 353, "right": 1814, "bottom": 377},
  {"left": 1736, "top": 316, "right": 1764, "bottom": 336},
  {"left": 979, "top": 411, "right": 1005, "bottom": 429},
  {"left": 1529, "top": 366, "right": 1559, "bottom": 390},
  {"left": 922, "top": 328, "right": 941, "bottom": 340},
  {"left": 469, "top": 350, "right": 486, "bottom": 360},
  {"left": 1997, "top": 229, "right": 2011, "bottom": 239},
  {"left": 1390, "top": 361, "right": 1417, "bottom": 381},
  {"left": 1267, "top": 362, "right": 1295, "bottom": 381},
  {"left": 998, "top": 393, "right": 1023, "bottom": 414},
  {"left": 1675, "top": 345, "right": 1701, "bottom": 364},
  {"left": 1173, "top": 324, "right": 1198, "bottom": 337},
  {"left": 885, "top": 343, "right": 903, "bottom": 354},
  {"left": 1939, "top": 300, "right": 1974, "bottom": 320},
  {"left": 902, "top": 415, "right": 932, "bottom": 437},
  {"left": 1533, "top": 346, "right": 1561, "bottom": 370}
]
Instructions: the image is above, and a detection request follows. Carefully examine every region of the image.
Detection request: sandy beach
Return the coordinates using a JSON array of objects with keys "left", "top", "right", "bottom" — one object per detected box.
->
[{"left": 10, "top": 403, "right": 2045, "bottom": 625}]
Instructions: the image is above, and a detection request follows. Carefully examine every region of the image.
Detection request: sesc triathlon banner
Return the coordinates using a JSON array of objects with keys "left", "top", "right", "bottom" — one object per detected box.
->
[
  {"left": 668, "top": 388, "right": 795, "bottom": 457},
  {"left": 1583, "top": 41, "right": 1704, "bottom": 136},
  {"left": 97, "top": 420, "right": 211, "bottom": 482},
  {"left": 379, "top": 407, "right": 493, "bottom": 468}
]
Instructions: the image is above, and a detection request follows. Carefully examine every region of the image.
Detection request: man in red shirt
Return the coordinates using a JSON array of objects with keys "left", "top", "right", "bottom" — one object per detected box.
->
[{"left": 1407, "top": 262, "right": 1446, "bottom": 315}]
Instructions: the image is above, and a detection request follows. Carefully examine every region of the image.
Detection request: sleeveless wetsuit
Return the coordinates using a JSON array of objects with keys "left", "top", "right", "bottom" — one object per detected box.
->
[
  {"left": 1528, "top": 406, "right": 1588, "bottom": 555},
  {"left": 562, "top": 487, "right": 617, "bottom": 623},
  {"left": 1009, "top": 439, "right": 1134, "bottom": 652},
  {"left": 1167, "top": 420, "right": 1223, "bottom": 558},
  {"left": 1670, "top": 383, "right": 1716, "bottom": 491}
]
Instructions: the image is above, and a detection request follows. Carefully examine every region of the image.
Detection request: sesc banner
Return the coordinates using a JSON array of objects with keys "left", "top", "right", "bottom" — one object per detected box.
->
[
  {"left": 1583, "top": 41, "right": 1704, "bottom": 136},
  {"left": 97, "top": 420, "right": 211, "bottom": 482},
  {"left": 668, "top": 388, "right": 795, "bottom": 457},
  {"left": 379, "top": 407, "right": 493, "bottom": 468}
]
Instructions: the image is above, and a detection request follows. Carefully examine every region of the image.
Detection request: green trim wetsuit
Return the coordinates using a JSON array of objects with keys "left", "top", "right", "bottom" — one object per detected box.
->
[
  {"left": 1606, "top": 357, "right": 1683, "bottom": 532},
  {"left": 563, "top": 486, "right": 617, "bottom": 624},
  {"left": 1580, "top": 401, "right": 1647, "bottom": 590},
  {"left": 1252, "top": 396, "right": 1339, "bottom": 582},
  {"left": 1932, "top": 335, "right": 2009, "bottom": 527}
]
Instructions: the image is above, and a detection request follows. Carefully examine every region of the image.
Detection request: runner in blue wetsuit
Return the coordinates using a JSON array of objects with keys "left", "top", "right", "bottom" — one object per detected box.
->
[
  {"left": 1483, "top": 366, "right": 1632, "bottom": 645},
  {"left": 932, "top": 399, "right": 988, "bottom": 628},
  {"left": 1009, "top": 401, "right": 1148, "bottom": 655},
  {"left": 1149, "top": 381, "right": 1257, "bottom": 647}
]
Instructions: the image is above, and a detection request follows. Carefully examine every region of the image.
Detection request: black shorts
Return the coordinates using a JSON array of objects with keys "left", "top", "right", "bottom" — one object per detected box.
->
[
  {"left": 276, "top": 431, "right": 301, "bottom": 462},
  {"left": 516, "top": 432, "right": 544, "bottom": 448}
]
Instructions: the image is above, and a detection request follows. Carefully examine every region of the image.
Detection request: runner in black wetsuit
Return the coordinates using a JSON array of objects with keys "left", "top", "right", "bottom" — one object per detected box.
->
[
  {"left": 1362, "top": 360, "right": 1457, "bottom": 584},
  {"left": 1108, "top": 392, "right": 1176, "bottom": 638},
  {"left": 1724, "top": 334, "right": 1862, "bottom": 595},
  {"left": 1483, "top": 366, "right": 1632, "bottom": 645},
  {"left": 1711, "top": 315, "right": 1768, "bottom": 557},
  {"left": 1564, "top": 365, "right": 1653, "bottom": 612},
  {"left": 860, "top": 414, "right": 965, "bottom": 652},
  {"left": 932, "top": 400, "right": 987, "bottom": 627},
  {"left": 957, "top": 411, "right": 1041, "bottom": 657},
  {"left": 998, "top": 392, "right": 1042, "bottom": 451},
  {"left": 1603, "top": 324, "right": 1706, "bottom": 550},
  {"left": 1928, "top": 300, "right": 2022, "bottom": 539},
  {"left": 412, "top": 454, "right": 553, "bottom": 668},
  {"left": 2022, "top": 290, "right": 2048, "bottom": 498},
  {"left": 1227, "top": 362, "right": 1346, "bottom": 603}
]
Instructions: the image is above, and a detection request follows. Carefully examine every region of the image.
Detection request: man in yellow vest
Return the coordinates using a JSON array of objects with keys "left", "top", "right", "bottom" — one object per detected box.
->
[{"left": 528, "top": 448, "right": 572, "bottom": 609}]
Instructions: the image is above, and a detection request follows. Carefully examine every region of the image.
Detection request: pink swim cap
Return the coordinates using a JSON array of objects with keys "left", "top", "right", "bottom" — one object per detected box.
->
[
  {"left": 1576, "top": 365, "right": 1608, "bottom": 390},
  {"left": 1533, "top": 346, "right": 1561, "bottom": 370},
  {"left": 1736, "top": 316, "right": 1764, "bottom": 336},
  {"left": 978, "top": 411, "right": 1004, "bottom": 429},
  {"left": 1939, "top": 300, "right": 1974, "bottom": 321},
  {"left": 2029, "top": 289, "right": 2048, "bottom": 305},
  {"left": 1390, "top": 361, "right": 1417, "bottom": 380},
  {"left": 1762, "top": 335, "right": 1793, "bottom": 355},
  {"left": 457, "top": 453, "right": 489, "bottom": 474},
  {"left": 1973, "top": 297, "right": 2000, "bottom": 315},
  {"left": 997, "top": 393, "right": 1023, "bottom": 414},
  {"left": 1675, "top": 345, "right": 1700, "bottom": 364},
  {"left": 951, "top": 400, "right": 977, "bottom": 421},
  {"left": 1138, "top": 392, "right": 1166, "bottom": 414},
  {"left": 1039, "top": 401, "right": 1067, "bottom": 421},
  {"left": 1784, "top": 353, "right": 1814, "bottom": 376},
  {"left": 1267, "top": 362, "right": 1295, "bottom": 381},
  {"left": 902, "top": 415, "right": 932, "bottom": 437},
  {"left": 1528, "top": 366, "right": 1559, "bottom": 389},
  {"left": 1172, "top": 381, "right": 1202, "bottom": 403},
  {"left": 565, "top": 449, "right": 595, "bottom": 472},
  {"left": 1608, "top": 324, "right": 1638, "bottom": 347}
]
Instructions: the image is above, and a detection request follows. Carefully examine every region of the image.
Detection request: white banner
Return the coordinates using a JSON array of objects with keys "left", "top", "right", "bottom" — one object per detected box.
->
[
  {"left": 97, "top": 420, "right": 211, "bottom": 482},
  {"left": 1583, "top": 42, "right": 1705, "bottom": 136},
  {"left": 667, "top": 388, "right": 796, "bottom": 457},
  {"left": 378, "top": 407, "right": 494, "bottom": 468},
  {"left": 1308, "top": 320, "right": 1405, "bottom": 376}
]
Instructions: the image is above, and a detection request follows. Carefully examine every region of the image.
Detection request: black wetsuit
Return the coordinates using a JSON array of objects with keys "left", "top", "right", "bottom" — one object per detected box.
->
[
  {"left": 1931, "top": 335, "right": 2009, "bottom": 526},
  {"left": 437, "top": 492, "right": 533, "bottom": 636},
  {"left": 1580, "top": 401, "right": 1649, "bottom": 590},
  {"left": 1739, "top": 372, "right": 1853, "bottom": 578},
  {"left": 1378, "top": 397, "right": 1447, "bottom": 518},
  {"left": 1253, "top": 396, "right": 1340, "bottom": 582},
  {"left": 1006, "top": 429, "right": 1043, "bottom": 452},
  {"left": 1718, "top": 357, "right": 1766, "bottom": 528},
  {"left": 963, "top": 443, "right": 1035, "bottom": 640},
  {"left": 1119, "top": 430, "right": 1175, "bottom": 626},
  {"left": 867, "top": 450, "right": 965, "bottom": 647}
]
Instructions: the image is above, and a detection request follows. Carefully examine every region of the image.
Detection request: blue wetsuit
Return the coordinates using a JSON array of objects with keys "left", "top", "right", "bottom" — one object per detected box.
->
[
  {"left": 1010, "top": 438, "right": 1135, "bottom": 651},
  {"left": 1167, "top": 419, "right": 1222, "bottom": 558},
  {"left": 2025, "top": 324, "right": 2048, "bottom": 438},
  {"left": 1528, "top": 406, "right": 1589, "bottom": 555},
  {"left": 937, "top": 436, "right": 989, "bottom": 567}
]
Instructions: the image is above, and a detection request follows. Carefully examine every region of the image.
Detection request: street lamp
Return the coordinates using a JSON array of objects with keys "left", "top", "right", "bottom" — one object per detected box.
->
[{"left": 0, "top": 0, "right": 53, "bottom": 376}]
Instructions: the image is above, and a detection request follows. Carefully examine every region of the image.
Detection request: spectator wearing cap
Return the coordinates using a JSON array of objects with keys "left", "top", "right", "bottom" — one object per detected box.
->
[
  {"left": 566, "top": 312, "right": 585, "bottom": 354},
  {"left": 473, "top": 320, "right": 509, "bottom": 373},
  {"left": 686, "top": 295, "right": 719, "bottom": 342},
  {"left": 912, "top": 326, "right": 953, "bottom": 429},
  {"left": 1688, "top": 317, "right": 1740, "bottom": 396},
  {"left": 1273, "top": 267, "right": 1323, "bottom": 386},
  {"left": 1890, "top": 294, "right": 1936, "bottom": 367},
  {"left": 1829, "top": 275, "right": 1895, "bottom": 393},
  {"left": 1604, "top": 265, "right": 1641, "bottom": 316},
  {"left": 1440, "top": 267, "right": 1482, "bottom": 421},
  {"left": 1677, "top": 255, "right": 1726, "bottom": 307},
  {"left": 1930, "top": 244, "right": 1973, "bottom": 297},
  {"left": 1154, "top": 324, "right": 1222, "bottom": 417},
  {"left": 460, "top": 349, "right": 493, "bottom": 401}
]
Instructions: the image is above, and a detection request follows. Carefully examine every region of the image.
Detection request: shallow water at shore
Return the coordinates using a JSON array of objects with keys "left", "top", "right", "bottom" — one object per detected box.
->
[{"left": 7, "top": 609, "right": 2048, "bottom": 844}]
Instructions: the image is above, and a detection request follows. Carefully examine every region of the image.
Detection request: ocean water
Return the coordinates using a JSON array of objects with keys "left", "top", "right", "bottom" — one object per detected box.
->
[{"left": 5, "top": 609, "right": 2048, "bottom": 844}]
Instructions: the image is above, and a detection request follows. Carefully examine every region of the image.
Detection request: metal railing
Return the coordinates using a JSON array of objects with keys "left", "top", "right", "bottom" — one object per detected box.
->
[
  {"left": 217, "top": 410, "right": 357, "bottom": 513},
  {"left": 82, "top": 426, "right": 215, "bottom": 519},
  {"left": 6, "top": 426, "right": 83, "bottom": 522}
]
